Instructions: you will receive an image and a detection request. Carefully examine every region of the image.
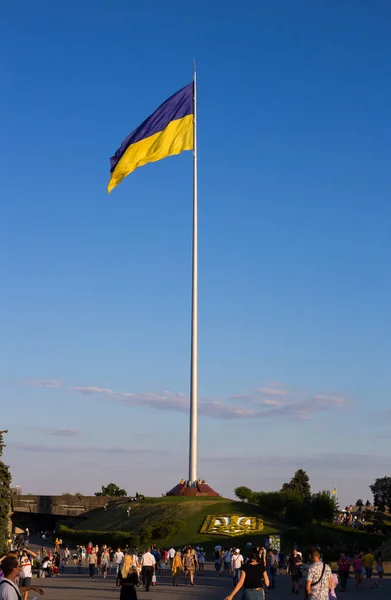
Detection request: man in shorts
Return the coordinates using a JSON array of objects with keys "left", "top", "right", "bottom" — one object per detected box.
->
[{"left": 362, "top": 550, "right": 374, "bottom": 588}]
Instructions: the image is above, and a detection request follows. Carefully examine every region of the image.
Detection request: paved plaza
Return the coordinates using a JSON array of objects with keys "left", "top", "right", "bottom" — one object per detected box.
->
[{"left": 30, "top": 565, "right": 390, "bottom": 600}]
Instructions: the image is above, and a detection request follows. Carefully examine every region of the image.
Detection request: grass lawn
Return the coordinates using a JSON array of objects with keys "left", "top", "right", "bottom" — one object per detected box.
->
[
  {"left": 68, "top": 496, "right": 278, "bottom": 550},
  {"left": 62, "top": 496, "right": 388, "bottom": 556}
]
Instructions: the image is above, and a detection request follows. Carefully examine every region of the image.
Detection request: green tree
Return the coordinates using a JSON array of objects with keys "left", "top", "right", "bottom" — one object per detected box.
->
[
  {"left": 284, "top": 497, "right": 313, "bottom": 526},
  {"left": 234, "top": 486, "right": 254, "bottom": 502},
  {"left": 356, "top": 499, "right": 363, "bottom": 507},
  {"left": 0, "top": 431, "right": 12, "bottom": 555},
  {"left": 95, "top": 483, "right": 127, "bottom": 497},
  {"left": 281, "top": 469, "right": 311, "bottom": 499},
  {"left": 256, "top": 491, "right": 286, "bottom": 517},
  {"left": 370, "top": 477, "right": 391, "bottom": 511},
  {"left": 311, "top": 490, "right": 338, "bottom": 525}
]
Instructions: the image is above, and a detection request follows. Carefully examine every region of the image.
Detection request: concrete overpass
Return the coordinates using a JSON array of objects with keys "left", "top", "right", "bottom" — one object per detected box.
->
[{"left": 10, "top": 495, "right": 112, "bottom": 532}]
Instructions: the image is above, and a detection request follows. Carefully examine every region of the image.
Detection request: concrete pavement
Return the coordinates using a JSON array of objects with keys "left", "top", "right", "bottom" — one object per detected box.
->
[{"left": 29, "top": 564, "right": 390, "bottom": 600}]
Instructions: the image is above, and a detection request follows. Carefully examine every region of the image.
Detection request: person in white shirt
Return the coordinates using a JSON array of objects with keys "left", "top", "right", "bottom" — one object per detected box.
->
[
  {"left": 231, "top": 549, "right": 244, "bottom": 586},
  {"left": 198, "top": 549, "right": 206, "bottom": 573},
  {"left": 141, "top": 548, "right": 156, "bottom": 592},
  {"left": 0, "top": 556, "right": 43, "bottom": 600},
  {"left": 114, "top": 548, "right": 124, "bottom": 576},
  {"left": 168, "top": 547, "right": 176, "bottom": 567},
  {"left": 19, "top": 550, "right": 36, "bottom": 588}
]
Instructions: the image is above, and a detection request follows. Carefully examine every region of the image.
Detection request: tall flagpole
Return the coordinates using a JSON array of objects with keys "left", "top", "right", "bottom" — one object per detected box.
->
[{"left": 189, "top": 62, "right": 198, "bottom": 484}]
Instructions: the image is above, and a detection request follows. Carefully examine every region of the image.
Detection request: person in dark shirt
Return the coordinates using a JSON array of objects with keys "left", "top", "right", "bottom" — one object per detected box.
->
[
  {"left": 224, "top": 548, "right": 269, "bottom": 600},
  {"left": 288, "top": 549, "right": 303, "bottom": 595},
  {"left": 116, "top": 555, "right": 139, "bottom": 600}
]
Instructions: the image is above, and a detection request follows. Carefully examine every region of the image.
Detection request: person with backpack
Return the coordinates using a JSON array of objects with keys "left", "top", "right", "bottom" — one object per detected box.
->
[{"left": 0, "top": 556, "right": 43, "bottom": 600}]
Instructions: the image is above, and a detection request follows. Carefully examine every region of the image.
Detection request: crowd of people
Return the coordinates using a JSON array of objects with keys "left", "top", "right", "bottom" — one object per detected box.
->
[{"left": 0, "top": 534, "right": 388, "bottom": 600}]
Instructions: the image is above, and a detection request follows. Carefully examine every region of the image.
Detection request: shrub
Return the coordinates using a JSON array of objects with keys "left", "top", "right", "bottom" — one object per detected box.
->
[
  {"left": 151, "top": 519, "right": 184, "bottom": 539},
  {"left": 57, "top": 525, "right": 139, "bottom": 548}
]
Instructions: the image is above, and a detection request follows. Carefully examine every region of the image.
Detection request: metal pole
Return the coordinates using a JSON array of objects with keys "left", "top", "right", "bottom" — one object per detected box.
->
[{"left": 189, "top": 63, "right": 198, "bottom": 484}]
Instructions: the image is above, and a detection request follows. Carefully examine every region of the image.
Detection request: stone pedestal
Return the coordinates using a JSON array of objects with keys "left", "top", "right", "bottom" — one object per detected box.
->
[{"left": 166, "top": 480, "right": 219, "bottom": 497}]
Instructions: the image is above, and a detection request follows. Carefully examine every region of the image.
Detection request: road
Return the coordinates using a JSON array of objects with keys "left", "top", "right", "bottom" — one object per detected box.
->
[{"left": 27, "top": 564, "right": 389, "bottom": 600}]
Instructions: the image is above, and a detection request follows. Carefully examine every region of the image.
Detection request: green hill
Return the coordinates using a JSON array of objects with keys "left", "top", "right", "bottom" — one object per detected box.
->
[
  {"left": 57, "top": 496, "right": 389, "bottom": 556},
  {"left": 60, "top": 496, "right": 278, "bottom": 550}
]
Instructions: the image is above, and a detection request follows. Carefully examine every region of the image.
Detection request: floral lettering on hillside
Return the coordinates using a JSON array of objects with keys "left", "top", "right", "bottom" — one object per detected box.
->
[{"left": 200, "top": 515, "right": 264, "bottom": 536}]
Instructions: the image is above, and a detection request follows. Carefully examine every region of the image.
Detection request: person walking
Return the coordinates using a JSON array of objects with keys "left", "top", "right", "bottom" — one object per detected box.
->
[
  {"left": 141, "top": 548, "right": 155, "bottom": 592},
  {"left": 288, "top": 549, "right": 303, "bottom": 595},
  {"left": 224, "top": 547, "right": 269, "bottom": 600},
  {"left": 306, "top": 547, "right": 332, "bottom": 600},
  {"left": 327, "top": 562, "right": 339, "bottom": 600},
  {"left": 224, "top": 548, "right": 232, "bottom": 577},
  {"left": 362, "top": 550, "right": 374, "bottom": 588},
  {"left": 168, "top": 547, "right": 176, "bottom": 568},
  {"left": 182, "top": 548, "right": 196, "bottom": 586},
  {"left": 337, "top": 553, "right": 350, "bottom": 592},
  {"left": 267, "top": 550, "right": 278, "bottom": 590},
  {"left": 102, "top": 548, "right": 110, "bottom": 579},
  {"left": 352, "top": 554, "right": 363, "bottom": 590},
  {"left": 115, "top": 548, "right": 124, "bottom": 577},
  {"left": 88, "top": 549, "right": 98, "bottom": 579},
  {"left": 231, "top": 549, "right": 244, "bottom": 587},
  {"left": 116, "top": 555, "right": 139, "bottom": 600},
  {"left": 198, "top": 549, "right": 206, "bottom": 573},
  {"left": 19, "top": 549, "right": 36, "bottom": 588},
  {"left": 171, "top": 551, "right": 182, "bottom": 586},
  {"left": 375, "top": 552, "right": 384, "bottom": 587}
]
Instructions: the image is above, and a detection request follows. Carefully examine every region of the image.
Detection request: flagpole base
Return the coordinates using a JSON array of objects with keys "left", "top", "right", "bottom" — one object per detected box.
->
[{"left": 166, "top": 480, "right": 219, "bottom": 497}]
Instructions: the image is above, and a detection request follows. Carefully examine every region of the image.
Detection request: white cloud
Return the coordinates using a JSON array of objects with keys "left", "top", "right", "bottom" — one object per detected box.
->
[
  {"left": 34, "top": 427, "right": 81, "bottom": 437},
  {"left": 259, "top": 399, "right": 284, "bottom": 407},
  {"left": 24, "top": 379, "right": 62, "bottom": 389},
  {"left": 71, "top": 386, "right": 114, "bottom": 395},
  {"left": 23, "top": 379, "right": 349, "bottom": 422},
  {"left": 9, "top": 442, "right": 159, "bottom": 455},
  {"left": 254, "top": 387, "right": 287, "bottom": 397}
]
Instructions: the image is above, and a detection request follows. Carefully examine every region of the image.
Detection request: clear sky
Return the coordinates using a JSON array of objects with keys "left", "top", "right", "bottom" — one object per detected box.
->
[{"left": 2, "top": 1, "right": 391, "bottom": 507}]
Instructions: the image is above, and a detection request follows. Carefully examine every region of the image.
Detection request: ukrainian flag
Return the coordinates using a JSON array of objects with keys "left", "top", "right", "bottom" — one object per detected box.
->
[{"left": 108, "top": 83, "right": 194, "bottom": 193}]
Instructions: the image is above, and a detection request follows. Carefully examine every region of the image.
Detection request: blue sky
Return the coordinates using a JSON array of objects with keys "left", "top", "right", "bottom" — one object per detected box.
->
[{"left": 1, "top": 1, "right": 390, "bottom": 505}]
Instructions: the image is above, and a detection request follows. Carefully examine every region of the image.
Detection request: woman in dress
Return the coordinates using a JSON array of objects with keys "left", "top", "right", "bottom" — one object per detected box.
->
[
  {"left": 117, "top": 554, "right": 139, "bottom": 600},
  {"left": 182, "top": 548, "right": 196, "bottom": 586},
  {"left": 224, "top": 547, "right": 269, "bottom": 600},
  {"left": 172, "top": 551, "right": 182, "bottom": 586}
]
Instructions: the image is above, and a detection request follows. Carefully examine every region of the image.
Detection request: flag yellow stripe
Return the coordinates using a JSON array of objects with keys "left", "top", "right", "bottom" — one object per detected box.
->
[{"left": 108, "top": 114, "right": 193, "bottom": 193}]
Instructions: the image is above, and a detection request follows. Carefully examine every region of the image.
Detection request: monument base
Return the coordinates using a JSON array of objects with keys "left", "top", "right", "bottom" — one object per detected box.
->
[{"left": 166, "top": 480, "right": 219, "bottom": 497}]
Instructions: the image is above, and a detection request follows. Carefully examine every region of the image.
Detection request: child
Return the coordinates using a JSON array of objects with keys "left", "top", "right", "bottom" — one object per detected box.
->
[
  {"left": 77, "top": 557, "right": 83, "bottom": 574},
  {"left": 60, "top": 558, "right": 65, "bottom": 572},
  {"left": 327, "top": 563, "right": 338, "bottom": 600},
  {"left": 375, "top": 552, "right": 384, "bottom": 587},
  {"left": 352, "top": 554, "right": 363, "bottom": 589}
]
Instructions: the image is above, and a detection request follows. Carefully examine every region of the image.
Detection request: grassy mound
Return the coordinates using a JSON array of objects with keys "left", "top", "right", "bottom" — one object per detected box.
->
[
  {"left": 58, "top": 496, "right": 389, "bottom": 556},
  {"left": 64, "top": 496, "right": 277, "bottom": 549}
]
